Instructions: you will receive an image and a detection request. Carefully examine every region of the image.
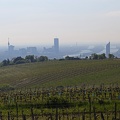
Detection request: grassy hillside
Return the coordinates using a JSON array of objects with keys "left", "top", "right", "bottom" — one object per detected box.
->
[{"left": 0, "top": 59, "right": 120, "bottom": 88}]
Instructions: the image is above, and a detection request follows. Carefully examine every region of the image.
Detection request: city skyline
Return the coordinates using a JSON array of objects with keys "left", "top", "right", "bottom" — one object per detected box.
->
[
  {"left": 0, "top": 38, "right": 120, "bottom": 62},
  {"left": 0, "top": 0, "right": 120, "bottom": 46}
]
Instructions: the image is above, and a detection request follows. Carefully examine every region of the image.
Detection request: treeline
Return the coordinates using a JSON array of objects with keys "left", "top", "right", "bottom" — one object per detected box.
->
[
  {"left": 90, "top": 53, "right": 115, "bottom": 59},
  {"left": 0, "top": 53, "right": 116, "bottom": 67},
  {"left": 1, "top": 55, "right": 48, "bottom": 66},
  {"left": 64, "top": 53, "right": 116, "bottom": 60}
]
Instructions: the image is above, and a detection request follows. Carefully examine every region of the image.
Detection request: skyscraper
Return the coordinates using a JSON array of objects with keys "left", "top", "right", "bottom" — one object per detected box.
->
[
  {"left": 54, "top": 38, "right": 59, "bottom": 53},
  {"left": 8, "top": 39, "right": 15, "bottom": 57},
  {"left": 106, "top": 42, "right": 110, "bottom": 58}
]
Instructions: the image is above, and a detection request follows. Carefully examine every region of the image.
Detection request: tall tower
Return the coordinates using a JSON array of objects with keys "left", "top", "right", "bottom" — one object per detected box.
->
[
  {"left": 106, "top": 42, "right": 110, "bottom": 58},
  {"left": 54, "top": 38, "right": 59, "bottom": 53},
  {"left": 8, "top": 38, "right": 14, "bottom": 57}
]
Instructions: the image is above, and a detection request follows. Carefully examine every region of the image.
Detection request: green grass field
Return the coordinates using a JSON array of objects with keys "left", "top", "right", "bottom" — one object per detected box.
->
[{"left": 0, "top": 59, "right": 120, "bottom": 89}]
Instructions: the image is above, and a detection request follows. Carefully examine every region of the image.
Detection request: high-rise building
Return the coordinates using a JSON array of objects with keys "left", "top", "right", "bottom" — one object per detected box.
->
[
  {"left": 54, "top": 38, "right": 59, "bottom": 53},
  {"left": 106, "top": 42, "right": 110, "bottom": 58},
  {"left": 8, "top": 40, "right": 15, "bottom": 57}
]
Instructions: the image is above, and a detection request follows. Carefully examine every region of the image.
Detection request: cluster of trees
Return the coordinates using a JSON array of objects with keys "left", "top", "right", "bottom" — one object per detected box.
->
[
  {"left": 1, "top": 55, "right": 48, "bottom": 66},
  {"left": 64, "top": 53, "right": 115, "bottom": 60},
  {"left": 90, "top": 53, "right": 106, "bottom": 59},
  {"left": 90, "top": 53, "right": 115, "bottom": 60},
  {"left": 65, "top": 56, "right": 80, "bottom": 60},
  {"left": 0, "top": 53, "right": 116, "bottom": 67}
]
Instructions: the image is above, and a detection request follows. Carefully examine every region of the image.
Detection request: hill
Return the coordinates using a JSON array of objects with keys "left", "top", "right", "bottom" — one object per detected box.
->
[{"left": 0, "top": 59, "right": 120, "bottom": 89}]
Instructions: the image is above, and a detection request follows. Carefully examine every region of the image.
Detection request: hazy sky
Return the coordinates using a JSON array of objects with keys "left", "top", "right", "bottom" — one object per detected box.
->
[{"left": 0, "top": 0, "right": 120, "bottom": 46}]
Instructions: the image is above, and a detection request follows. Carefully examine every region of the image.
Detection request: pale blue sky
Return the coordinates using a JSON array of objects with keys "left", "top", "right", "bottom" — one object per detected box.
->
[{"left": 0, "top": 0, "right": 120, "bottom": 46}]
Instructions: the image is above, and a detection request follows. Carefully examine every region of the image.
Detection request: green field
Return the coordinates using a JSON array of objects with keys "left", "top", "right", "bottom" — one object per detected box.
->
[
  {"left": 0, "top": 59, "right": 120, "bottom": 89},
  {"left": 0, "top": 59, "right": 120, "bottom": 119}
]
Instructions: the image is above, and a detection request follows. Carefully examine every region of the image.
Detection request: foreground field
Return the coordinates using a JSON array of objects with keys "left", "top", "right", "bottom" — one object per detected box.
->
[
  {"left": 0, "top": 85, "right": 120, "bottom": 120},
  {"left": 0, "top": 59, "right": 120, "bottom": 119},
  {"left": 0, "top": 59, "right": 120, "bottom": 88}
]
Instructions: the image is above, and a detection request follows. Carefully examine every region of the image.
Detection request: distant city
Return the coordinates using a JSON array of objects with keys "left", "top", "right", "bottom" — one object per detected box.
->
[{"left": 0, "top": 38, "right": 120, "bottom": 61}]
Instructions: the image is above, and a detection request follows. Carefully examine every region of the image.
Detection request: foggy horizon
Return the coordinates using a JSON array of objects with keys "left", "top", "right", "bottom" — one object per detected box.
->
[
  {"left": 0, "top": 41, "right": 120, "bottom": 49},
  {"left": 0, "top": 0, "right": 120, "bottom": 46}
]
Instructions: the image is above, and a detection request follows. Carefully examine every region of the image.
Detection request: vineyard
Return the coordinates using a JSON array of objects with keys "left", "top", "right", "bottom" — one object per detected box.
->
[
  {"left": 0, "top": 59, "right": 120, "bottom": 119},
  {"left": 0, "top": 85, "right": 120, "bottom": 119}
]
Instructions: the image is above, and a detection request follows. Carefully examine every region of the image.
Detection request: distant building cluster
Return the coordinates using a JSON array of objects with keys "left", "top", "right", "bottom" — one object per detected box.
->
[
  {"left": 4, "top": 38, "right": 60, "bottom": 60},
  {"left": 8, "top": 41, "right": 38, "bottom": 59},
  {"left": 0, "top": 38, "right": 120, "bottom": 62}
]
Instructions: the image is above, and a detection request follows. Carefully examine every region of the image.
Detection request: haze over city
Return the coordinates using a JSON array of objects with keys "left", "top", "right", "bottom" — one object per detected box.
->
[{"left": 0, "top": 0, "right": 120, "bottom": 46}]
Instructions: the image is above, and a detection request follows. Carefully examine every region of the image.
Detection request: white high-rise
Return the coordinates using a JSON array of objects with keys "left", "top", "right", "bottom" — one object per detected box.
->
[
  {"left": 54, "top": 38, "right": 59, "bottom": 53},
  {"left": 106, "top": 42, "right": 110, "bottom": 58}
]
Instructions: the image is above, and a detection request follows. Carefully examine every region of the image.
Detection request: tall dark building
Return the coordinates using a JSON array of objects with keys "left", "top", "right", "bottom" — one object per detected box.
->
[
  {"left": 54, "top": 38, "right": 59, "bottom": 53},
  {"left": 106, "top": 42, "right": 110, "bottom": 58}
]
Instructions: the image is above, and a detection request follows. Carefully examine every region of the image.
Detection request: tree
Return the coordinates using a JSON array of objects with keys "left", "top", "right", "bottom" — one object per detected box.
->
[
  {"left": 13, "top": 57, "right": 24, "bottom": 64},
  {"left": 91, "top": 53, "right": 98, "bottom": 59},
  {"left": 109, "top": 54, "right": 115, "bottom": 59},
  {"left": 1, "top": 59, "right": 10, "bottom": 66},
  {"left": 85, "top": 56, "right": 88, "bottom": 59},
  {"left": 65, "top": 56, "right": 69, "bottom": 60},
  {"left": 25, "top": 55, "right": 35, "bottom": 62},
  {"left": 7, "top": 59, "right": 10, "bottom": 64},
  {"left": 101, "top": 53, "right": 106, "bottom": 59},
  {"left": 65, "top": 56, "right": 74, "bottom": 60},
  {"left": 90, "top": 53, "right": 106, "bottom": 60},
  {"left": 98, "top": 53, "right": 106, "bottom": 59},
  {"left": 2, "top": 60, "right": 8, "bottom": 66},
  {"left": 37, "top": 56, "right": 48, "bottom": 62}
]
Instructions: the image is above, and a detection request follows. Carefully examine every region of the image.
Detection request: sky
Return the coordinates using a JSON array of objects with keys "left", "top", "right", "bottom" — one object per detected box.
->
[{"left": 0, "top": 0, "right": 120, "bottom": 47}]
